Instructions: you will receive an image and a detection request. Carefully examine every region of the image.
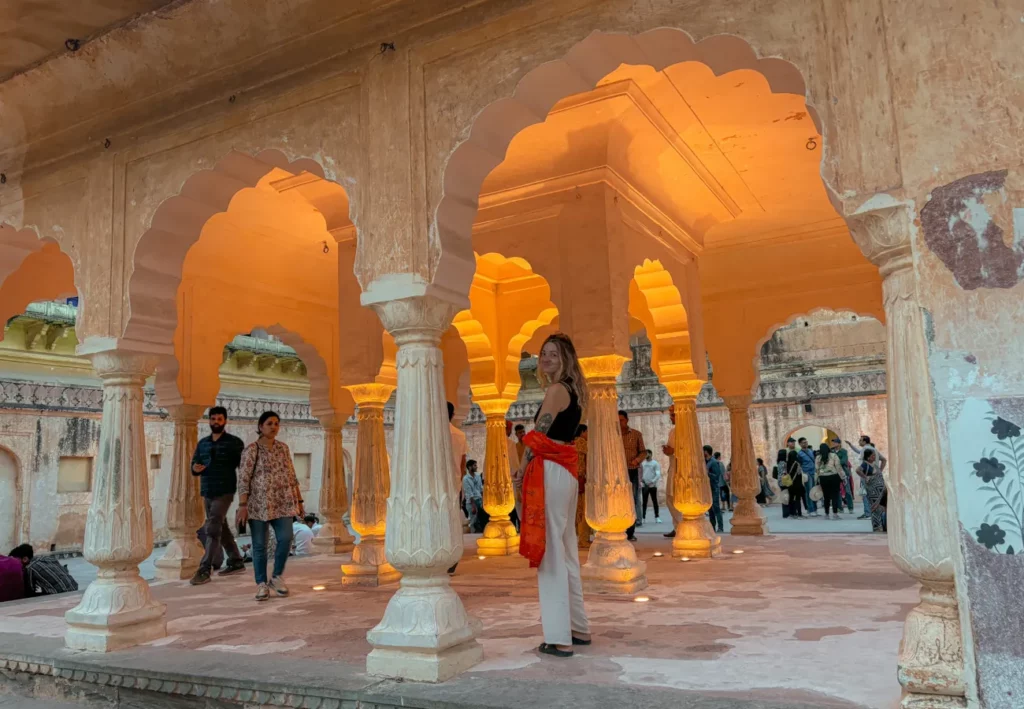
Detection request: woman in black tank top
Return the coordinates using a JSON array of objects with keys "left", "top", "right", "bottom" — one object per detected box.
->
[{"left": 515, "top": 333, "right": 591, "bottom": 657}]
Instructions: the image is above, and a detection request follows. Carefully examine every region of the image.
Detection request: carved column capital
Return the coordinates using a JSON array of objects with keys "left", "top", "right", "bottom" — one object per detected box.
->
[
  {"left": 86, "top": 350, "right": 158, "bottom": 383},
  {"left": 164, "top": 403, "right": 206, "bottom": 424},
  {"left": 348, "top": 383, "right": 395, "bottom": 408},
  {"left": 580, "top": 354, "right": 629, "bottom": 384},
  {"left": 721, "top": 394, "right": 754, "bottom": 413},
  {"left": 845, "top": 198, "right": 913, "bottom": 278},
  {"left": 664, "top": 379, "right": 705, "bottom": 402},
  {"left": 370, "top": 294, "right": 459, "bottom": 346}
]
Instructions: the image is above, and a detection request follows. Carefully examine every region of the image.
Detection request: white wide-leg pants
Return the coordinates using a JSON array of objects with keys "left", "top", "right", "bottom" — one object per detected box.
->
[{"left": 537, "top": 459, "right": 590, "bottom": 646}]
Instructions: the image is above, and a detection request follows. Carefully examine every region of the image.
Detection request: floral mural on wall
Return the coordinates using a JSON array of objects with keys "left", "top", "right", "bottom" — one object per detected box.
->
[{"left": 967, "top": 414, "right": 1024, "bottom": 554}]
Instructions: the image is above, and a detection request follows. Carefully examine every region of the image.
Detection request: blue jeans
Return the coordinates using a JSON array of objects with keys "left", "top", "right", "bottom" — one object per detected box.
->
[
  {"left": 862, "top": 490, "right": 872, "bottom": 516},
  {"left": 249, "top": 517, "right": 293, "bottom": 585},
  {"left": 842, "top": 477, "right": 854, "bottom": 511},
  {"left": 708, "top": 487, "right": 724, "bottom": 532},
  {"left": 803, "top": 471, "right": 817, "bottom": 513}
]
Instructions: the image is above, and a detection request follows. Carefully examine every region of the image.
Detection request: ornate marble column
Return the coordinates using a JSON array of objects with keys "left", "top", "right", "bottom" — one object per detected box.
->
[
  {"left": 477, "top": 400, "right": 519, "bottom": 556},
  {"left": 311, "top": 414, "right": 355, "bottom": 554},
  {"left": 65, "top": 349, "right": 166, "bottom": 651},
  {"left": 342, "top": 384, "right": 400, "bottom": 586},
  {"left": 722, "top": 395, "right": 766, "bottom": 536},
  {"left": 364, "top": 292, "right": 482, "bottom": 681},
  {"left": 579, "top": 354, "right": 648, "bottom": 594},
  {"left": 154, "top": 404, "right": 207, "bottom": 580},
  {"left": 848, "top": 199, "right": 966, "bottom": 708},
  {"left": 665, "top": 381, "right": 720, "bottom": 557}
]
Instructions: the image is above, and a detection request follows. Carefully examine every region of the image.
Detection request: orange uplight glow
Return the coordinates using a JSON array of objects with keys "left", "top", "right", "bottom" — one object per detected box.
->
[
  {"left": 633, "top": 595, "right": 650, "bottom": 603},
  {"left": 680, "top": 557, "right": 691, "bottom": 562},
  {"left": 732, "top": 550, "right": 745, "bottom": 555},
  {"left": 312, "top": 585, "right": 327, "bottom": 591},
  {"left": 652, "top": 552, "right": 664, "bottom": 557}
]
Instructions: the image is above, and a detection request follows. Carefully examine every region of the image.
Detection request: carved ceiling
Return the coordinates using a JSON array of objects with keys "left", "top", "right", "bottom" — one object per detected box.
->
[
  {"left": 0, "top": 0, "right": 178, "bottom": 82},
  {"left": 480, "top": 61, "right": 839, "bottom": 251}
]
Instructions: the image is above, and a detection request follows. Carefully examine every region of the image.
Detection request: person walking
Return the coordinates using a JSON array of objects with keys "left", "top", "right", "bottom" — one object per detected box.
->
[
  {"left": 663, "top": 405, "right": 682, "bottom": 538},
  {"left": 816, "top": 443, "right": 844, "bottom": 519},
  {"left": 847, "top": 435, "right": 887, "bottom": 520},
  {"left": 462, "top": 459, "right": 485, "bottom": 533},
  {"left": 447, "top": 402, "right": 468, "bottom": 574},
  {"left": 573, "top": 424, "right": 591, "bottom": 549},
  {"left": 639, "top": 449, "right": 662, "bottom": 524},
  {"left": 513, "top": 332, "right": 590, "bottom": 658},
  {"left": 704, "top": 445, "right": 725, "bottom": 533},
  {"left": 860, "top": 449, "right": 888, "bottom": 532},
  {"left": 796, "top": 438, "right": 819, "bottom": 516},
  {"left": 829, "top": 437, "right": 854, "bottom": 514},
  {"left": 785, "top": 449, "right": 805, "bottom": 518},
  {"left": 773, "top": 450, "right": 791, "bottom": 518},
  {"left": 235, "top": 411, "right": 304, "bottom": 601},
  {"left": 717, "top": 453, "right": 734, "bottom": 512},
  {"left": 619, "top": 410, "right": 647, "bottom": 542},
  {"left": 189, "top": 406, "right": 246, "bottom": 585}
]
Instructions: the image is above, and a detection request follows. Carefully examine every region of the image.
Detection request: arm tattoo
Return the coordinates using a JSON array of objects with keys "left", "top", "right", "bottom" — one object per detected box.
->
[{"left": 523, "top": 413, "right": 554, "bottom": 465}]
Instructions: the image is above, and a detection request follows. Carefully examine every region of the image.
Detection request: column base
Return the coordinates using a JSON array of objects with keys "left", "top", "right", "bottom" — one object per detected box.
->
[
  {"left": 311, "top": 521, "right": 355, "bottom": 554},
  {"left": 581, "top": 531, "right": 648, "bottom": 595},
  {"left": 153, "top": 537, "right": 204, "bottom": 580},
  {"left": 672, "top": 516, "right": 721, "bottom": 558},
  {"left": 729, "top": 515, "right": 767, "bottom": 536},
  {"left": 476, "top": 517, "right": 519, "bottom": 556},
  {"left": 897, "top": 582, "right": 966, "bottom": 708},
  {"left": 366, "top": 575, "right": 482, "bottom": 682},
  {"left": 65, "top": 572, "right": 167, "bottom": 652},
  {"left": 341, "top": 561, "right": 401, "bottom": 586}
]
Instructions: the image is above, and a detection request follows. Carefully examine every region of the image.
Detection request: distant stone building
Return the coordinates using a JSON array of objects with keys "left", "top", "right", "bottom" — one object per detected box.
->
[{"left": 0, "top": 303, "right": 884, "bottom": 552}]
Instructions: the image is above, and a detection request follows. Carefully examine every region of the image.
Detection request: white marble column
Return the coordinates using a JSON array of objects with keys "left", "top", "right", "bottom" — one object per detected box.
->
[
  {"left": 848, "top": 199, "right": 966, "bottom": 708},
  {"left": 477, "top": 400, "right": 519, "bottom": 556},
  {"left": 342, "top": 384, "right": 400, "bottom": 586},
  {"left": 364, "top": 292, "right": 482, "bottom": 681},
  {"left": 65, "top": 349, "right": 166, "bottom": 651},
  {"left": 580, "top": 354, "right": 648, "bottom": 594},
  {"left": 154, "top": 404, "right": 207, "bottom": 580},
  {"left": 666, "top": 381, "right": 720, "bottom": 558},
  {"left": 311, "top": 414, "right": 355, "bottom": 554},
  {"left": 723, "top": 395, "right": 767, "bottom": 536}
]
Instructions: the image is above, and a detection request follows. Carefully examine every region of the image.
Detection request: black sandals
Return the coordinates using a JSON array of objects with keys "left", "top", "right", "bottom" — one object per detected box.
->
[{"left": 538, "top": 643, "right": 574, "bottom": 658}]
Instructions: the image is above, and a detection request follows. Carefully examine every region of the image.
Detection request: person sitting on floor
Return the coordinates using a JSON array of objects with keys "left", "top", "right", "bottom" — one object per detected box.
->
[
  {"left": 292, "top": 516, "right": 316, "bottom": 555},
  {"left": 0, "top": 545, "right": 31, "bottom": 603}
]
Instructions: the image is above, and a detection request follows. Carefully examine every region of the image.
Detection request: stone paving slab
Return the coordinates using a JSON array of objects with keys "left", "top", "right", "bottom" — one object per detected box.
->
[{"left": 1, "top": 533, "right": 907, "bottom": 708}]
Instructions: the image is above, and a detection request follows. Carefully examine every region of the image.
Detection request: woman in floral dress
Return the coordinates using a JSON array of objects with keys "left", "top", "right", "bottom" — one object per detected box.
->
[{"left": 236, "top": 411, "right": 304, "bottom": 601}]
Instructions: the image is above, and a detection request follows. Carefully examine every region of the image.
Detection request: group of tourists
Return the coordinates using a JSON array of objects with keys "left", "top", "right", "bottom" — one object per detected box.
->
[
  {"left": 773, "top": 435, "right": 888, "bottom": 531},
  {"left": 0, "top": 543, "right": 78, "bottom": 603}
]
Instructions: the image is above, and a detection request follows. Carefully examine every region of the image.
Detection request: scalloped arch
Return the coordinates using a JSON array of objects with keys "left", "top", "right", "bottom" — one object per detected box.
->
[
  {"left": 750, "top": 306, "right": 886, "bottom": 395},
  {"left": 434, "top": 28, "right": 819, "bottom": 295},
  {"left": 628, "top": 259, "right": 695, "bottom": 382},
  {"left": 124, "top": 149, "right": 353, "bottom": 348},
  {"left": 0, "top": 225, "right": 78, "bottom": 341}
]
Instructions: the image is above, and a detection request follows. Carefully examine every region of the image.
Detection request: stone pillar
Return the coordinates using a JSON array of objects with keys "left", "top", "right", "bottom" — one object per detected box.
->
[
  {"left": 154, "top": 404, "right": 207, "bottom": 580},
  {"left": 65, "top": 350, "right": 166, "bottom": 651},
  {"left": 477, "top": 400, "right": 519, "bottom": 556},
  {"left": 364, "top": 292, "right": 482, "bottom": 681},
  {"left": 665, "top": 381, "right": 720, "bottom": 558},
  {"left": 723, "top": 395, "right": 766, "bottom": 536},
  {"left": 342, "top": 384, "right": 400, "bottom": 586},
  {"left": 311, "top": 415, "right": 355, "bottom": 554},
  {"left": 579, "top": 354, "right": 648, "bottom": 594},
  {"left": 848, "top": 200, "right": 966, "bottom": 708}
]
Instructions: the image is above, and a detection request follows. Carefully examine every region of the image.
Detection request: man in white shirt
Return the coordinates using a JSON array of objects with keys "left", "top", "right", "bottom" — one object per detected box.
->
[
  {"left": 447, "top": 402, "right": 468, "bottom": 575},
  {"left": 462, "top": 459, "right": 485, "bottom": 532},
  {"left": 292, "top": 517, "right": 315, "bottom": 555},
  {"left": 640, "top": 449, "right": 663, "bottom": 524}
]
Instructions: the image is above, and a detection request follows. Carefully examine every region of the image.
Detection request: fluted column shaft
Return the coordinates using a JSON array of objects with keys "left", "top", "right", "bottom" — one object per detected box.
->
[
  {"left": 342, "top": 384, "right": 399, "bottom": 586},
  {"left": 477, "top": 402, "right": 518, "bottom": 556},
  {"left": 723, "top": 395, "right": 766, "bottom": 536},
  {"left": 579, "top": 354, "right": 648, "bottom": 594},
  {"left": 365, "top": 293, "right": 482, "bottom": 682},
  {"left": 849, "top": 202, "right": 965, "bottom": 708},
  {"left": 154, "top": 404, "right": 207, "bottom": 580},
  {"left": 666, "top": 382, "right": 720, "bottom": 557},
  {"left": 311, "top": 415, "right": 355, "bottom": 554},
  {"left": 65, "top": 350, "right": 166, "bottom": 651}
]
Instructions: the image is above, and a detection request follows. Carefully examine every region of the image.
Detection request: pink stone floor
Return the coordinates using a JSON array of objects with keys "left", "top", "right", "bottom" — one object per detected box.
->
[{"left": 0, "top": 534, "right": 912, "bottom": 708}]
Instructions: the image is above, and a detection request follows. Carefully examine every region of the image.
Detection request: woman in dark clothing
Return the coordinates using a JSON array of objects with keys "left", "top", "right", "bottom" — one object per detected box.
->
[
  {"left": 786, "top": 450, "right": 805, "bottom": 518},
  {"left": 862, "top": 449, "right": 887, "bottom": 532},
  {"left": 773, "top": 450, "right": 789, "bottom": 517}
]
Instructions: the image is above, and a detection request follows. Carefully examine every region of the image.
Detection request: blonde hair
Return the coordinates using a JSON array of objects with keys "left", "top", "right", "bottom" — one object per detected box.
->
[{"left": 536, "top": 332, "right": 588, "bottom": 409}]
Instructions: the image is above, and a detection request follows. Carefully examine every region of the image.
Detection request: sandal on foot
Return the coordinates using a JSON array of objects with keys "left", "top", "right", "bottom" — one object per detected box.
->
[
  {"left": 571, "top": 636, "right": 592, "bottom": 646},
  {"left": 539, "top": 643, "right": 574, "bottom": 658}
]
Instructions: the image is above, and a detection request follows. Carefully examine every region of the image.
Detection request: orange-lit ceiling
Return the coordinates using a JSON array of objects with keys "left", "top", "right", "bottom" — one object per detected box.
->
[{"left": 479, "top": 61, "right": 842, "bottom": 250}]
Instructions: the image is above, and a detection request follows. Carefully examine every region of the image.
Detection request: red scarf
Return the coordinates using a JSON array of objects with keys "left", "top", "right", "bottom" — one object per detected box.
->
[{"left": 519, "top": 430, "right": 579, "bottom": 568}]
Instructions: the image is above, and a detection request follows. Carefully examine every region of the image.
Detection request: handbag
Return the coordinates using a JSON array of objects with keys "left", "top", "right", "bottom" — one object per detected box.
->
[
  {"left": 809, "top": 484, "right": 824, "bottom": 502},
  {"left": 780, "top": 490, "right": 790, "bottom": 505}
]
